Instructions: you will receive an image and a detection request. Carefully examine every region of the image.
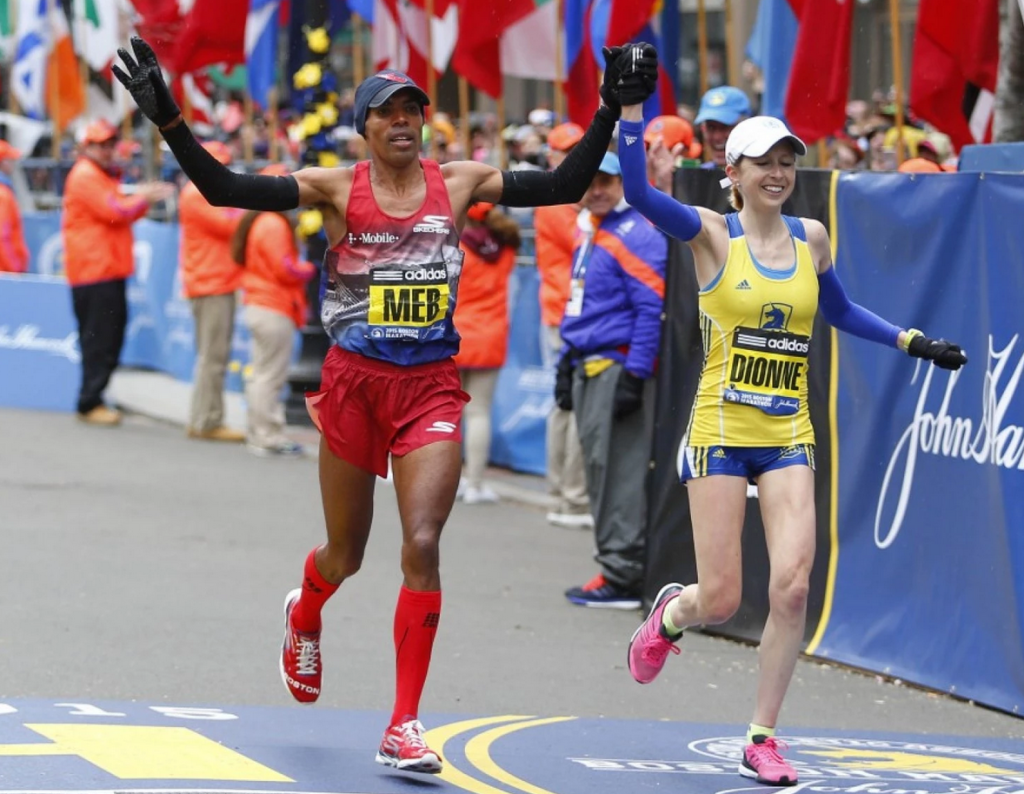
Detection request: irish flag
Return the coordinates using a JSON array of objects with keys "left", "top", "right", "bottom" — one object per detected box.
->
[{"left": 13, "top": 0, "right": 84, "bottom": 131}]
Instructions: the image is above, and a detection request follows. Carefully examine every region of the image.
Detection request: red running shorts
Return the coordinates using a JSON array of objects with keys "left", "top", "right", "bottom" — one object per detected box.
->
[{"left": 306, "top": 345, "right": 470, "bottom": 477}]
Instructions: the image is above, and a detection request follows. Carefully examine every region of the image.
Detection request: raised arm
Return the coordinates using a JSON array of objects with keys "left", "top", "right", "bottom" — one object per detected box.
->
[{"left": 113, "top": 37, "right": 325, "bottom": 211}]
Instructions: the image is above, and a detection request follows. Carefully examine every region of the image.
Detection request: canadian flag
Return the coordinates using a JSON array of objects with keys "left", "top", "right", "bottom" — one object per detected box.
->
[{"left": 372, "top": 0, "right": 457, "bottom": 91}]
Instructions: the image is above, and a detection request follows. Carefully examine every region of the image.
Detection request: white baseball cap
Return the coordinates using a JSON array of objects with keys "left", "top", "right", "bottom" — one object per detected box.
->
[{"left": 725, "top": 116, "right": 807, "bottom": 165}]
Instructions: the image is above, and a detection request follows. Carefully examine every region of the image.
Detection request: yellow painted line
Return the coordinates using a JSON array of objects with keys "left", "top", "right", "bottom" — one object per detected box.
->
[
  {"left": 465, "top": 716, "right": 576, "bottom": 794},
  {"left": 423, "top": 715, "right": 533, "bottom": 794},
  {"left": 11, "top": 725, "right": 293, "bottom": 782},
  {"left": 806, "top": 168, "right": 842, "bottom": 656}
]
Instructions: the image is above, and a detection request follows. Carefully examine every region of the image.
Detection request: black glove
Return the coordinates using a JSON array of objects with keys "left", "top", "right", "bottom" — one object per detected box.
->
[
  {"left": 112, "top": 36, "right": 181, "bottom": 128},
  {"left": 554, "top": 352, "right": 575, "bottom": 411},
  {"left": 613, "top": 369, "right": 645, "bottom": 419},
  {"left": 615, "top": 43, "right": 659, "bottom": 107},
  {"left": 906, "top": 331, "right": 968, "bottom": 371},
  {"left": 599, "top": 45, "right": 626, "bottom": 114}
]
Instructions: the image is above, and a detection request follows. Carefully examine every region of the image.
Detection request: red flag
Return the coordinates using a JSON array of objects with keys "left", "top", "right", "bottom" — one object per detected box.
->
[
  {"left": 604, "top": 0, "right": 658, "bottom": 46},
  {"left": 783, "top": 0, "right": 854, "bottom": 142},
  {"left": 172, "top": 0, "right": 249, "bottom": 74},
  {"left": 450, "top": 0, "right": 539, "bottom": 98},
  {"left": 404, "top": 0, "right": 456, "bottom": 16},
  {"left": 910, "top": 0, "right": 999, "bottom": 151},
  {"left": 128, "top": 0, "right": 184, "bottom": 62}
]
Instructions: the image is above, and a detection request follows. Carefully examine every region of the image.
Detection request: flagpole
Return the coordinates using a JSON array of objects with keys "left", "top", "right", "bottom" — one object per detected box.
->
[
  {"left": 697, "top": 0, "right": 709, "bottom": 98},
  {"left": 243, "top": 91, "right": 255, "bottom": 163},
  {"left": 888, "top": 0, "right": 906, "bottom": 165},
  {"left": 182, "top": 77, "right": 194, "bottom": 126},
  {"left": 352, "top": 12, "right": 367, "bottom": 161},
  {"left": 497, "top": 95, "right": 507, "bottom": 169},
  {"left": 553, "top": 0, "right": 564, "bottom": 121},
  {"left": 458, "top": 76, "right": 470, "bottom": 160},
  {"left": 425, "top": 0, "right": 438, "bottom": 161},
  {"left": 724, "top": 0, "right": 736, "bottom": 86},
  {"left": 268, "top": 87, "right": 279, "bottom": 162}
]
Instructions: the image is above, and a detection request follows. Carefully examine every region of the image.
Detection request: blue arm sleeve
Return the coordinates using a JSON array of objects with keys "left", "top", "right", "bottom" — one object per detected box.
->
[
  {"left": 618, "top": 120, "right": 702, "bottom": 242},
  {"left": 817, "top": 265, "right": 901, "bottom": 348}
]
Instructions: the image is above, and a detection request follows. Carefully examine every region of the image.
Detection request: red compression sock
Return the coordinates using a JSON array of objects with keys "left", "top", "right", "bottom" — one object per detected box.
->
[
  {"left": 390, "top": 586, "right": 442, "bottom": 727},
  {"left": 290, "top": 547, "right": 339, "bottom": 633}
]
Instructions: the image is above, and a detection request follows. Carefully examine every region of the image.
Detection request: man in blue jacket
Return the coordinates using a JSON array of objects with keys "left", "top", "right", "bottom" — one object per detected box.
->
[{"left": 558, "top": 151, "right": 668, "bottom": 608}]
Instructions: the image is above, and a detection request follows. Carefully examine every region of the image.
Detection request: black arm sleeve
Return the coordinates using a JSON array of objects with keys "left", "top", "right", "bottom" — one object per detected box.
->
[
  {"left": 162, "top": 121, "right": 300, "bottom": 211},
  {"left": 499, "top": 105, "right": 618, "bottom": 207}
]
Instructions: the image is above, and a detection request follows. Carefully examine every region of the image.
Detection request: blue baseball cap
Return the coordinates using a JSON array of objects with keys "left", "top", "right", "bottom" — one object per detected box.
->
[
  {"left": 354, "top": 70, "right": 430, "bottom": 136},
  {"left": 598, "top": 151, "right": 621, "bottom": 176},
  {"left": 694, "top": 86, "right": 752, "bottom": 127}
]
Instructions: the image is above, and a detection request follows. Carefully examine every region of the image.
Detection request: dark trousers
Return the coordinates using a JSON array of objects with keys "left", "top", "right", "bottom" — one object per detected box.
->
[{"left": 71, "top": 279, "right": 128, "bottom": 414}]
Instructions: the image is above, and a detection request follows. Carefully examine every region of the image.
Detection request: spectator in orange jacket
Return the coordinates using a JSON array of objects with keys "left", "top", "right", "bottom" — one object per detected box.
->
[
  {"left": 452, "top": 202, "right": 519, "bottom": 504},
  {"left": 0, "top": 140, "right": 29, "bottom": 274},
  {"left": 62, "top": 119, "right": 173, "bottom": 425},
  {"left": 231, "top": 165, "right": 317, "bottom": 456},
  {"left": 180, "top": 141, "right": 245, "bottom": 443},
  {"left": 535, "top": 123, "right": 591, "bottom": 527}
]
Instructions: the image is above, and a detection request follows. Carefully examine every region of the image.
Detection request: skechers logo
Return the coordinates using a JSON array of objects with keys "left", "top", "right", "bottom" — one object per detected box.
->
[
  {"left": 425, "top": 421, "right": 456, "bottom": 433},
  {"left": 413, "top": 214, "right": 450, "bottom": 234},
  {"left": 348, "top": 231, "right": 399, "bottom": 245}
]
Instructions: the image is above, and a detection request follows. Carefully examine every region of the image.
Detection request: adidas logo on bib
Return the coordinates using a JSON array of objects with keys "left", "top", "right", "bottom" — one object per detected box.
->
[{"left": 736, "top": 279, "right": 752, "bottom": 290}]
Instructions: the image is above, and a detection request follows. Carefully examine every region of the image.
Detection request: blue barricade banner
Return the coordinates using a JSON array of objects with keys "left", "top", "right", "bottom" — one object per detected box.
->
[
  {"left": 0, "top": 274, "right": 79, "bottom": 412},
  {"left": 489, "top": 265, "right": 552, "bottom": 476},
  {"left": 815, "top": 172, "right": 1024, "bottom": 715}
]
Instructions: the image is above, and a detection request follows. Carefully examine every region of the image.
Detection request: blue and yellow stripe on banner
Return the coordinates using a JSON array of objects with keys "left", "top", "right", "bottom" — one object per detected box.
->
[{"left": 805, "top": 169, "right": 842, "bottom": 656}]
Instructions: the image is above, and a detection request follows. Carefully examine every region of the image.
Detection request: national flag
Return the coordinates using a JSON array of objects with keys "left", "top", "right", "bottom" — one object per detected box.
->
[
  {"left": 173, "top": 0, "right": 249, "bottom": 75},
  {"left": 46, "top": 0, "right": 86, "bottom": 133},
  {"left": 346, "top": 0, "right": 374, "bottom": 21},
  {"left": 565, "top": 0, "right": 599, "bottom": 125},
  {"left": 128, "top": 0, "right": 184, "bottom": 63},
  {"left": 910, "top": 0, "right": 999, "bottom": 151},
  {"left": 402, "top": 0, "right": 455, "bottom": 16},
  {"left": 451, "top": 0, "right": 546, "bottom": 98},
  {"left": 245, "top": 0, "right": 279, "bottom": 111},
  {"left": 604, "top": 0, "right": 657, "bottom": 45},
  {"left": 500, "top": 0, "right": 558, "bottom": 82},
  {"left": 172, "top": 71, "right": 215, "bottom": 130},
  {"left": 73, "top": 0, "right": 118, "bottom": 72},
  {"left": 372, "top": 0, "right": 456, "bottom": 92},
  {"left": 783, "top": 0, "right": 854, "bottom": 142},
  {"left": 13, "top": 0, "right": 49, "bottom": 119},
  {"left": 745, "top": 0, "right": 799, "bottom": 120}
]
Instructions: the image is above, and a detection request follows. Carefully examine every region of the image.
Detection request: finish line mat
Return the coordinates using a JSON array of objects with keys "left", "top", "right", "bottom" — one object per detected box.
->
[{"left": 0, "top": 700, "right": 1020, "bottom": 793}]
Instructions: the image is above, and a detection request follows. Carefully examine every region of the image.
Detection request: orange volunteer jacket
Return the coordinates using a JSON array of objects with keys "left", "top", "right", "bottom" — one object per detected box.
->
[
  {"left": 241, "top": 212, "right": 316, "bottom": 328},
  {"left": 179, "top": 181, "right": 243, "bottom": 298},
  {"left": 453, "top": 231, "right": 517, "bottom": 370},
  {"left": 62, "top": 157, "right": 149, "bottom": 286},
  {"left": 533, "top": 203, "right": 579, "bottom": 328},
  {"left": 0, "top": 177, "right": 28, "bottom": 273}
]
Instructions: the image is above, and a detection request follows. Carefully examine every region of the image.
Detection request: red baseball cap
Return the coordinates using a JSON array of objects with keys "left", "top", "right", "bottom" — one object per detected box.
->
[
  {"left": 466, "top": 202, "right": 494, "bottom": 222},
  {"left": 80, "top": 119, "right": 119, "bottom": 145},
  {"left": 202, "top": 141, "right": 233, "bottom": 166},
  {"left": 0, "top": 140, "right": 22, "bottom": 160},
  {"left": 547, "top": 123, "right": 585, "bottom": 153}
]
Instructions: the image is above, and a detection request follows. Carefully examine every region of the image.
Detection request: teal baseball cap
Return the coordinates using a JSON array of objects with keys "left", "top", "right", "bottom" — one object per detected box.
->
[{"left": 598, "top": 151, "right": 621, "bottom": 176}]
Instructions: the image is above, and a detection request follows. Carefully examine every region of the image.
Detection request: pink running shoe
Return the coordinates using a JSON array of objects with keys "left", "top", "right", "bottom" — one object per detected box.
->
[
  {"left": 279, "top": 588, "right": 322, "bottom": 704},
  {"left": 740, "top": 735, "right": 798, "bottom": 786},
  {"left": 376, "top": 719, "right": 443, "bottom": 774},
  {"left": 627, "top": 582, "right": 683, "bottom": 684}
]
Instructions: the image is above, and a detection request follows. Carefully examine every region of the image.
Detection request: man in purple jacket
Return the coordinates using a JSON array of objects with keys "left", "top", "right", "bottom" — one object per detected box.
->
[{"left": 557, "top": 151, "right": 668, "bottom": 608}]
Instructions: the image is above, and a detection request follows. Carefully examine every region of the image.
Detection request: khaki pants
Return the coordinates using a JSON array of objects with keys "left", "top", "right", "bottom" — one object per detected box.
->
[
  {"left": 544, "top": 325, "right": 589, "bottom": 513},
  {"left": 460, "top": 368, "right": 500, "bottom": 488},
  {"left": 244, "top": 304, "right": 295, "bottom": 449},
  {"left": 189, "top": 293, "right": 236, "bottom": 432}
]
